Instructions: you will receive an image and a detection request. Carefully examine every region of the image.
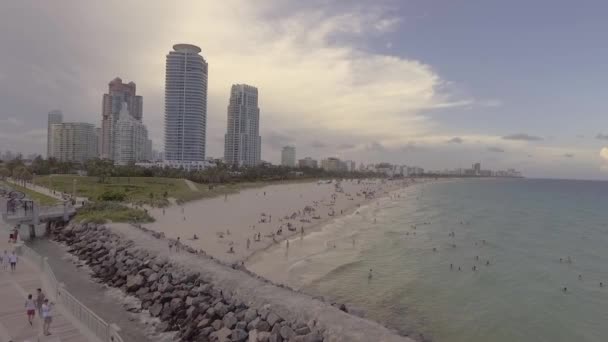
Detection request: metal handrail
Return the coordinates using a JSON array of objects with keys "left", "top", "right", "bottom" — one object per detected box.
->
[{"left": 17, "top": 244, "right": 124, "bottom": 342}]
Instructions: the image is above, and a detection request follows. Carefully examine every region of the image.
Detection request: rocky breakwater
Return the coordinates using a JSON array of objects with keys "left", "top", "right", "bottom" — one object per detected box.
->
[{"left": 52, "top": 223, "right": 414, "bottom": 342}]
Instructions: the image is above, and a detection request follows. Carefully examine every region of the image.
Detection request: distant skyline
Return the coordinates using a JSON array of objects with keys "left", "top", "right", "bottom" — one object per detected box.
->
[{"left": 1, "top": 1, "right": 608, "bottom": 179}]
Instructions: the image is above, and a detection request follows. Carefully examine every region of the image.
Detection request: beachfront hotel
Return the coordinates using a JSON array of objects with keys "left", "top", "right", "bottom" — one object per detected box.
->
[
  {"left": 47, "top": 110, "right": 63, "bottom": 158},
  {"left": 50, "top": 122, "right": 98, "bottom": 163},
  {"left": 281, "top": 146, "right": 296, "bottom": 167},
  {"left": 164, "top": 44, "right": 209, "bottom": 163},
  {"left": 224, "top": 84, "right": 262, "bottom": 167},
  {"left": 101, "top": 77, "right": 143, "bottom": 160}
]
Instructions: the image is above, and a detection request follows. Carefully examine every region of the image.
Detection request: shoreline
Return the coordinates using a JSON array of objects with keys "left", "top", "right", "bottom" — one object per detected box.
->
[
  {"left": 242, "top": 178, "right": 438, "bottom": 266},
  {"left": 141, "top": 178, "right": 436, "bottom": 265}
]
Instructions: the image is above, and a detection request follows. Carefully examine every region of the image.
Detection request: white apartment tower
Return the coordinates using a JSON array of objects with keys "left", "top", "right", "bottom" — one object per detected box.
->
[
  {"left": 51, "top": 122, "right": 97, "bottom": 163},
  {"left": 281, "top": 146, "right": 296, "bottom": 167},
  {"left": 113, "top": 103, "right": 150, "bottom": 165},
  {"left": 224, "top": 84, "right": 261, "bottom": 167},
  {"left": 47, "top": 110, "right": 63, "bottom": 158},
  {"left": 164, "top": 44, "right": 208, "bottom": 163},
  {"left": 101, "top": 78, "right": 143, "bottom": 159}
]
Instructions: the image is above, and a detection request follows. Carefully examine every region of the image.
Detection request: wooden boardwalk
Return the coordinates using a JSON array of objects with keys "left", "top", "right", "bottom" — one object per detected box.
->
[{"left": 0, "top": 230, "right": 95, "bottom": 342}]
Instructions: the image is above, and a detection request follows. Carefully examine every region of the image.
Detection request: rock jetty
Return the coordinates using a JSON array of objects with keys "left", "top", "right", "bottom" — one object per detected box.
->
[{"left": 51, "top": 223, "right": 414, "bottom": 342}]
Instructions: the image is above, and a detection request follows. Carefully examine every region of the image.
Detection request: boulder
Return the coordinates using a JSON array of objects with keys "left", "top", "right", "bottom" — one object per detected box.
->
[
  {"left": 212, "top": 319, "right": 223, "bottom": 331},
  {"left": 279, "top": 326, "right": 295, "bottom": 340},
  {"left": 126, "top": 274, "right": 145, "bottom": 292},
  {"left": 266, "top": 312, "right": 281, "bottom": 326},
  {"left": 244, "top": 308, "right": 258, "bottom": 323},
  {"left": 149, "top": 303, "right": 163, "bottom": 317},
  {"left": 255, "top": 320, "right": 271, "bottom": 332},
  {"left": 223, "top": 312, "right": 238, "bottom": 329},
  {"left": 232, "top": 328, "right": 248, "bottom": 342}
]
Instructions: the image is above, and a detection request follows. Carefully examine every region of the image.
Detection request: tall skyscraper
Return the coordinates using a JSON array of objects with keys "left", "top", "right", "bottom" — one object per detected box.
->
[
  {"left": 51, "top": 122, "right": 98, "bottom": 163},
  {"left": 224, "top": 84, "right": 261, "bottom": 167},
  {"left": 281, "top": 146, "right": 296, "bottom": 167},
  {"left": 164, "top": 44, "right": 208, "bottom": 163},
  {"left": 113, "top": 102, "right": 150, "bottom": 165},
  {"left": 101, "top": 77, "right": 143, "bottom": 159},
  {"left": 47, "top": 110, "right": 63, "bottom": 158}
]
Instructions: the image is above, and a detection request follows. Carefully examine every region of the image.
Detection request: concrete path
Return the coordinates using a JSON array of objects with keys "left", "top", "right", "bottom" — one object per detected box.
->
[
  {"left": 5, "top": 178, "right": 87, "bottom": 208},
  {"left": 183, "top": 179, "right": 200, "bottom": 192},
  {"left": 0, "top": 230, "right": 97, "bottom": 342}
]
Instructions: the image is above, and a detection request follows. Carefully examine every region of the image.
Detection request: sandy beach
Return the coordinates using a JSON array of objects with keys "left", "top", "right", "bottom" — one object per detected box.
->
[{"left": 141, "top": 178, "right": 430, "bottom": 264}]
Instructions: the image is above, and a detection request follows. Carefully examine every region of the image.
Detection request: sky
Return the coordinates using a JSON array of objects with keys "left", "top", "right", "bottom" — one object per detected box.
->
[{"left": 1, "top": 0, "right": 608, "bottom": 179}]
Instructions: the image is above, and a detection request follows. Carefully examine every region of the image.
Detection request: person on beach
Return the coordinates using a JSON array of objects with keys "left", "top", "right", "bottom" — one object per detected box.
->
[
  {"left": 368, "top": 269, "right": 373, "bottom": 279},
  {"left": 25, "top": 294, "right": 36, "bottom": 326},
  {"left": 42, "top": 299, "right": 54, "bottom": 336},
  {"left": 246, "top": 238, "right": 250, "bottom": 249},
  {"left": 35, "top": 289, "right": 45, "bottom": 316},
  {"left": 9, "top": 251, "right": 17, "bottom": 272},
  {"left": 286, "top": 240, "right": 290, "bottom": 249},
  {"left": 168, "top": 242, "right": 173, "bottom": 253}
]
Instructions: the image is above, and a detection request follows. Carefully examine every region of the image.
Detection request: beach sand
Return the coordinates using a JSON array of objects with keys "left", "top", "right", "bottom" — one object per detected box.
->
[{"left": 142, "top": 178, "right": 425, "bottom": 264}]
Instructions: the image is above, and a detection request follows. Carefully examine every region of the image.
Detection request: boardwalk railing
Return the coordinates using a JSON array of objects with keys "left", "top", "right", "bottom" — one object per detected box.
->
[{"left": 17, "top": 244, "right": 124, "bottom": 342}]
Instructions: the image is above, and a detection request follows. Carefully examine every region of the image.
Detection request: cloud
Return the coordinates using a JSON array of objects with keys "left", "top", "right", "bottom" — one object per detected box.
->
[
  {"left": 0, "top": 117, "right": 23, "bottom": 127},
  {"left": 0, "top": 0, "right": 467, "bottom": 159},
  {"left": 365, "top": 141, "right": 386, "bottom": 152},
  {"left": 337, "top": 143, "right": 356, "bottom": 150},
  {"left": 447, "top": 137, "right": 463, "bottom": 144},
  {"left": 596, "top": 133, "right": 608, "bottom": 140},
  {"left": 311, "top": 140, "right": 327, "bottom": 149},
  {"left": 563, "top": 153, "right": 574, "bottom": 158},
  {"left": 264, "top": 132, "right": 294, "bottom": 149},
  {"left": 600, "top": 147, "right": 608, "bottom": 161},
  {"left": 487, "top": 147, "right": 505, "bottom": 153},
  {"left": 502, "top": 133, "right": 543, "bottom": 141},
  {"left": 401, "top": 141, "right": 425, "bottom": 151}
]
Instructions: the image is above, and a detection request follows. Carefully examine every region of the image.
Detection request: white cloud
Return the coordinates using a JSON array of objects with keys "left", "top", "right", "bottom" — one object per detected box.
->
[{"left": 0, "top": 117, "right": 23, "bottom": 127}]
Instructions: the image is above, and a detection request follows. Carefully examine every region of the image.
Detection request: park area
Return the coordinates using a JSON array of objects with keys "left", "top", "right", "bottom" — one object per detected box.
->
[
  {"left": 32, "top": 175, "right": 273, "bottom": 207},
  {"left": 0, "top": 180, "right": 59, "bottom": 205}
]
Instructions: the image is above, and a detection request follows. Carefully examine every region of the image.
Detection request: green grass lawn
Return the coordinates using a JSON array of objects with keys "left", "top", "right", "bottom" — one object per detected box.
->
[
  {"left": 32, "top": 175, "right": 318, "bottom": 207},
  {"left": 0, "top": 181, "right": 59, "bottom": 206},
  {"left": 34, "top": 175, "right": 197, "bottom": 207},
  {"left": 74, "top": 201, "right": 154, "bottom": 224}
]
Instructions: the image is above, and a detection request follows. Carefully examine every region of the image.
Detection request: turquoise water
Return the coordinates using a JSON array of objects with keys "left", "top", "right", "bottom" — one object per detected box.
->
[{"left": 251, "top": 179, "right": 608, "bottom": 342}]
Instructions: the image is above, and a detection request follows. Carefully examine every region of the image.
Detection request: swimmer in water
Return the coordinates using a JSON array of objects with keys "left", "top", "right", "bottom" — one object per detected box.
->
[
  {"left": 368, "top": 269, "right": 373, "bottom": 279},
  {"left": 563, "top": 287, "right": 568, "bottom": 292},
  {"left": 473, "top": 266, "right": 477, "bottom": 271},
  {"left": 578, "top": 274, "right": 582, "bottom": 280},
  {"left": 433, "top": 247, "right": 437, "bottom": 252},
  {"left": 458, "top": 266, "right": 461, "bottom": 271},
  {"left": 450, "top": 264, "right": 453, "bottom": 270},
  {"left": 486, "top": 260, "right": 490, "bottom": 266}
]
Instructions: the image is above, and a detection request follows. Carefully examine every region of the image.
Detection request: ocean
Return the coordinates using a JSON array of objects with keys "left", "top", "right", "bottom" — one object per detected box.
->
[{"left": 248, "top": 179, "right": 608, "bottom": 342}]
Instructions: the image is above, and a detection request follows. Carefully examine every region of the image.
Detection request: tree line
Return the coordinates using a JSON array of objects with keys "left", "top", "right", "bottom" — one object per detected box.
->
[{"left": 0, "top": 156, "right": 383, "bottom": 185}]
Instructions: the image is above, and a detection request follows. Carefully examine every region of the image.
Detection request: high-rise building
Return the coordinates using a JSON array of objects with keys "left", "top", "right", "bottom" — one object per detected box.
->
[
  {"left": 224, "top": 84, "right": 261, "bottom": 167},
  {"left": 473, "top": 162, "right": 481, "bottom": 175},
  {"left": 113, "top": 103, "right": 150, "bottom": 165},
  {"left": 95, "top": 127, "right": 102, "bottom": 157},
  {"left": 101, "top": 77, "right": 143, "bottom": 159},
  {"left": 281, "top": 146, "right": 296, "bottom": 167},
  {"left": 164, "top": 44, "right": 208, "bottom": 163},
  {"left": 298, "top": 157, "right": 318, "bottom": 169},
  {"left": 321, "top": 157, "right": 345, "bottom": 172},
  {"left": 47, "top": 110, "right": 63, "bottom": 158},
  {"left": 51, "top": 122, "right": 98, "bottom": 163}
]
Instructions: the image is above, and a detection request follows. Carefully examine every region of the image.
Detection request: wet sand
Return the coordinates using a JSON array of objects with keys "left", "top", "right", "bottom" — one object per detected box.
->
[{"left": 141, "top": 179, "right": 429, "bottom": 264}]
